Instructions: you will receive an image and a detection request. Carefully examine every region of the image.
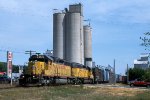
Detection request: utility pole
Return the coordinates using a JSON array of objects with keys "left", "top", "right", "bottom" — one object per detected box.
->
[
  {"left": 127, "top": 64, "right": 129, "bottom": 84},
  {"left": 114, "top": 59, "right": 116, "bottom": 85},
  {"left": 25, "top": 50, "right": 36, "bottom": 57}
]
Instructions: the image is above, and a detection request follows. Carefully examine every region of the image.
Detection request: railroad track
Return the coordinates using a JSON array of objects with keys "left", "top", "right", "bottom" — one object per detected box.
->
[
  {"left": 0, "top": 83, "right": 73, "bottom": 90},
  {"left": 0, "top": 84, "right": 20, "bottom": 89}
]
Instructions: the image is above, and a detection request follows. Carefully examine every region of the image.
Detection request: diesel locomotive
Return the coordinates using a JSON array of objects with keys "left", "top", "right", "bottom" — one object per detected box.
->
[{"left": 19, "top": 55, "right": 94, "bottom": 86}]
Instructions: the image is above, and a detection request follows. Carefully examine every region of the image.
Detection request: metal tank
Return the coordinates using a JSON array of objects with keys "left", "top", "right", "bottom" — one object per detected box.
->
[
  {"left": 65, "top": 12, "right": 81, "bottom": 63},
  {"left": 53, "top": 13, "right": 65, "bottom": 59},
  {"left": 84, "top": 25, "right": 92, "bottom": 67}
]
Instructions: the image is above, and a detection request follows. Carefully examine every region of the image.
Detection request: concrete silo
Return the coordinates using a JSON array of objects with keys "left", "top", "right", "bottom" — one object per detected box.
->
[
  {"left": 69, "top": 3, "right": 83, "bottom": 16},
  {"left": 69, "top": 3, "right": 84, "bottom": 64},
  {"left": 53, "top": 13, "right": 65, "bottom": 59},
  {"left": 65, "top": 12, "right": 81, "bottom": 63},
  {"left": 80, "top": 16, "right": 84, "bottom": 65},
  {"left": 84, "top": 25, "right": 92, "bottom": 67}
]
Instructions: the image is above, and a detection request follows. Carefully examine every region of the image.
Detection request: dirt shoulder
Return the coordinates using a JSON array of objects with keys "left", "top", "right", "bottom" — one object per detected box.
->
[{"left": 83, "top": 84, "right": 148, "bottom": 97}]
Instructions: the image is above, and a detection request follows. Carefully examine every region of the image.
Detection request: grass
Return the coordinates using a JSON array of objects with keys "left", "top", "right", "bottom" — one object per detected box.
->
[{"left": 0, "top": 84, "right": 150, "bottom": 100}]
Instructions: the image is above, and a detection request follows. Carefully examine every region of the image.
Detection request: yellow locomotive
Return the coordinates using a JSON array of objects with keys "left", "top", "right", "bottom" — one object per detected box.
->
[{"left": 19, "top": 55, "right": 93, "bottom": 86}]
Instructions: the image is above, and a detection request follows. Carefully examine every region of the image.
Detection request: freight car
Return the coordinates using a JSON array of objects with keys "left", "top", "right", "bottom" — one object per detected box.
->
[
  {"left": 121, "top": 76, "right": 127, "bottom": 84},
  {"left": 19, "top": 55, "right": 93, "bottom": 86},
  {"left": 92, "top": 67, "right": 104, "bottom": 83},
  {"left": 92, "top": 67, "right": 111, "bottom": 84},
  {"left": 116, "top": 74, "right": 122, "bottom": 83}
]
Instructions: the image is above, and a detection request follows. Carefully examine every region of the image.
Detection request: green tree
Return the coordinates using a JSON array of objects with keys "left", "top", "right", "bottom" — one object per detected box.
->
[
  {"left": 140, "top": 32, "right": 150, "bottom": 81},
  {"left": 128, "top": 68, "right": 145, "bottom": 81},
  {"left": 140, "top": 32, "right": 150, "bottom": 50},
  {"left": 0, "top": 62, "right": 19, "bottom": 73},
  {"left": 0, "top": 62, "right": 7, "bottom": 72},
  {"left": 143, "top": 68, "right": 150, "bottom": 82}
]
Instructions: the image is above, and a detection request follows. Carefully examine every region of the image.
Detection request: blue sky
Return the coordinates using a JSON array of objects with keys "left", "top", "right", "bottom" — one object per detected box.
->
[{"left": 0, "top": 0, "right": 150, "bottom": 75}]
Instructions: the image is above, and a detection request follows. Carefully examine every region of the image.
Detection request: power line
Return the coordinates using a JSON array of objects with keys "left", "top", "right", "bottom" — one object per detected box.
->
[{"left": 25, "top": 50, "right": 36, "bottom": 57}]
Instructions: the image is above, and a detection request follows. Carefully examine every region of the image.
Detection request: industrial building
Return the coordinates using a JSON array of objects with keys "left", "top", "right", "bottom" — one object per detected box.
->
[
  {"left": 53, "top": 3, "right": 92, "bottom": 68},
  {"left": 134, "top": 54, "right": 149, "bottom": 70}
]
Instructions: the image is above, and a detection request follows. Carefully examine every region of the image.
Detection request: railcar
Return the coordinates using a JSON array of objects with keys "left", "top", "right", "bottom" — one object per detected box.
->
[{"left": 92, "top": 67, "right": 105, "bottom": 84}]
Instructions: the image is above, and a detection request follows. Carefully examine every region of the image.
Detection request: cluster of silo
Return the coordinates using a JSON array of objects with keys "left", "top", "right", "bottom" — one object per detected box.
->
[{"left": 53, "top": 3, "right": 92, "bottom": 68}]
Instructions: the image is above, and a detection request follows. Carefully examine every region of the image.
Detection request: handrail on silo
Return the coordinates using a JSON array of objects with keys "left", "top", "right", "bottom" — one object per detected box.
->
[
  {"left": 84, "top": 19, "right": 91, "bottom": 26},
  {"left": 53, "top": 9, "right": 64, "bottom": 14}
]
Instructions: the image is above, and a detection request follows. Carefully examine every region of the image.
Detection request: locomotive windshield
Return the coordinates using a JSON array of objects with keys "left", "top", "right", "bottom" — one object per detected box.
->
[{"left": 29, "top": 55, "right": 49, "bottom": 63}]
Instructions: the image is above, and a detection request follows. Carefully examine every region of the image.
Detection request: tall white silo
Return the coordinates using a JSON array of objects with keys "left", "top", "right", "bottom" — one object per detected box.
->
[
  {"left": 84, "top": 25, "right": 92, "bottom": 67},
  {"left": 53, "top": 13, "right": 65, "bottom": 59},
  {"left": 69, "top": 3, "right": 83, "bottom": 16},
  {"left": 69, "top": 3, "right": 84, "bottom": 64},
  {"left": 65, "top": 12, "right": 81, "bottom": 63},
  {"left": 80, "top": 16, "right": 84, "bottom": 65}
]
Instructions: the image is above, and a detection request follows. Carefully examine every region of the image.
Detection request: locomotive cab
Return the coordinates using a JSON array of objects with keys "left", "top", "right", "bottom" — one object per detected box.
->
[{"left": 19, "top": 55, "right": 51, "bottom": 86}]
